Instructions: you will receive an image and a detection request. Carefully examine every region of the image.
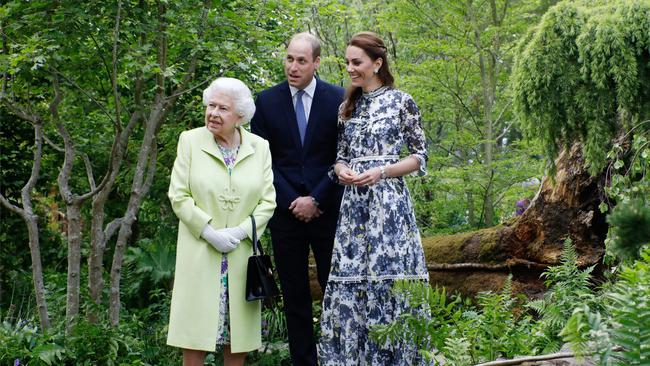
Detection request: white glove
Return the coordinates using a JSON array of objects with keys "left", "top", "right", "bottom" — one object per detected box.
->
[
  {"left": 201, "top": 224, "right": 239, "bottom": 253},
  {"left": 221, "top": 226, "right": 248, "bottom": 241}
]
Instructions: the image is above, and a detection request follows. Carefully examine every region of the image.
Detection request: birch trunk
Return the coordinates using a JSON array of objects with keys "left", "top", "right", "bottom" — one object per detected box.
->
[{"left": 0, "top": 119, "right": 51, "bottom": 330}]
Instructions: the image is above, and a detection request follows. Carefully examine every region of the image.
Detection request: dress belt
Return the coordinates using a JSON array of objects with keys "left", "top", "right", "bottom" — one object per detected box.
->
[{"left": 350, "top": 155, "right": 399, "bottom": 163}]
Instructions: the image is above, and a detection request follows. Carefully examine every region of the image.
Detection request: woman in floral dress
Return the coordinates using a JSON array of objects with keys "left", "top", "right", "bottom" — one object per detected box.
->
[{"left": 318, "top": 32, "right": 430, "bottom": 365}]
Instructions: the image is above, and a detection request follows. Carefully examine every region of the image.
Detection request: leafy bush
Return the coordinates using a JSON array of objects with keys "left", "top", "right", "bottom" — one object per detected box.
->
[
  {"left": 369, "top": 239, "right": 601, "bottom": 364},
  {"left": 562, "top": 247, "right": 650, "bottom": 366},
  {"left": 606, "top": 200, "right": 650, "bottom": 263},
  {"left": 527, "top": 238, "right": 598, "bottom": 353},
  {"left": 0, "top": 296, "right": 180, "bottom": 366},
  {"left": 370, "top": 277, "right": 535, "bottom": 365},
  {"left": 0, "top": 317, "right": 64, "bottom": 366}
]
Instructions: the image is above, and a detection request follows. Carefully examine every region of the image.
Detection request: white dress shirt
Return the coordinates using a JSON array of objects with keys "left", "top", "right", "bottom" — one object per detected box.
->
[{"left": 289, "top": 76, "right": 317, "bottom": 122}]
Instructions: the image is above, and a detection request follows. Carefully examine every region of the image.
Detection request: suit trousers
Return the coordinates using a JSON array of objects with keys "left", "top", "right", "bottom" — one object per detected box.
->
[{"left": 271, "top": 211, "right": 336, "bottom": 366}]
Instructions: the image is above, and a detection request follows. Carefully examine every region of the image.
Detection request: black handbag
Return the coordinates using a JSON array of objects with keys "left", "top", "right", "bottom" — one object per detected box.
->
[{"left": 245, "top": 215, "right": 280, "bottom": 302}]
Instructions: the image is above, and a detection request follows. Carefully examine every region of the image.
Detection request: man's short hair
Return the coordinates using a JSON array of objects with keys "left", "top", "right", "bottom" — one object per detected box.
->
[{"left": 288, "top": 32, "right": 321, "bottom": 61}]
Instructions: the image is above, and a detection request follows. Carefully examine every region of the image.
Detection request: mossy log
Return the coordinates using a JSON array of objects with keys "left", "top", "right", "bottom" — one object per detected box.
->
[
  {"left": 424, "top": 143, "right": 607, "bottom": 297},
  {"left": 309, "top": 144, "right": 607, "bottom": 299}
]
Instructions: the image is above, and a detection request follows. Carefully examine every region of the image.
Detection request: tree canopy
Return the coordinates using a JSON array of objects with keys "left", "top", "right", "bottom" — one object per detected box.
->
[{"left": 512, "top": 0, "right": 650, "bottom": 174}]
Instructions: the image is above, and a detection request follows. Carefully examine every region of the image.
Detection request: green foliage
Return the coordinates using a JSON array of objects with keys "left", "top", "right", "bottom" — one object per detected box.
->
[
  {"left": 562, "top": 247, "right": 650, "bottom": 365},
  {"left": 603, "top": 128, "right": 650, "bottom": 209},
  {"left": 370, "top": 281, "right": 462, "bottom": 355},
  {"left": 1, "top": 291, "right": 180, "bottom": 365},
  {"left": 261, "top": 299, "right": 288, "bottom": 344},
  {"left": 374, "top": 0, "right": 546, "bottom": 230},
  {"left": 0, "top": 318, "right": 65, "bottom": 366},
  {"left": 606, "top": 199, "right": 650, "bottom": 263},
  {"left": 527, "top": 238, "right": 597, "bottom": 353},
  {"left": 370, "top": 278, "right": 535, "bottom": 364},
  {"left": 512, "top": 0, "right": 650, "bottom": 175},
  {"left": 370, "top": 240, "right": 604, "bottom": 363},
  {"left": 123, "top": 232, "right": 176, "bottom": 306}
]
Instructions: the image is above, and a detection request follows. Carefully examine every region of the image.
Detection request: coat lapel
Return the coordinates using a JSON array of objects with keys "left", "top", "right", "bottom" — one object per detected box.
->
[
  {"left": 235, "top": 128, "right": 256, "bottom": 166},
  {"left": 199, "top": 126, "right": 258, "bottom": 168},
  {"left": 199, "top": 127, "right": 225, "bottom": 165}
]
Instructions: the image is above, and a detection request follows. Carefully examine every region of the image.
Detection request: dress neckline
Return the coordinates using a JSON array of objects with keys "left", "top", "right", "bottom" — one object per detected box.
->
[{"left": 362, "top": 86, "right": 389, "bottom": 98}]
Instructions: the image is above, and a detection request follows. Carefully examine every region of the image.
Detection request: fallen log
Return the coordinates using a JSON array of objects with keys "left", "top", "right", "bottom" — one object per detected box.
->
[
  {"left": 422, "top": 143, "right": 607, "bottom": 297},
  {"left": 307, "top": 144, "right": 607, "bottom": 298}
]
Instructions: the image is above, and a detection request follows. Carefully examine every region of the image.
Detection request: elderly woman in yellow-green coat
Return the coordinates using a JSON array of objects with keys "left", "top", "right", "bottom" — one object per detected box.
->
[{"left": 167, "top": 77, "right": 276, "bottom": 366}]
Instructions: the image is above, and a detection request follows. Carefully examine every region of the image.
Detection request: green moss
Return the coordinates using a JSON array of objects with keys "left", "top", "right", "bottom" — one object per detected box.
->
[
  {"left": 422, "top": 225, "right": 505, "bottom": 264},
  {"left": 422, "top": 231, "right": 473, "bottom": 263},
  {"left": 477, "top": 225, "right": 505, "bottom": 262}
]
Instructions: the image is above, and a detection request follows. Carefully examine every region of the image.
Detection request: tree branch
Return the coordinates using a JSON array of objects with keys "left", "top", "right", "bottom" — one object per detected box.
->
[
  {"left": 50, "top": 76, "right": 75, "bottom": 203},
  {"left": 155, "top": 1, "right": 167, "bottom": 101},
  {"left": 51, "top": 68, "right": 116, "bottom": 125},
  {"left": 0, "top": 98, "right": 40, "bottom": 124},
  {"left": 474, "top": 346, "right": 622, "bottom": 366},
  {"left": 164, "top": 0, "right": 212, "bottom": 105},
  {"left": 0, "top": 192, "right": 23, "bottom": 217},
  {"left": 43, "top": 134, "right": 64, "bottom": 152},
  {"left": 104, "top": 218, "right": 123, "bottom": 242},
  {"left": 493, "top": 99, "right": 512, "bottom": 128},
  {"left": 21, "top": 122, "right": 45, "bottom": 213},
  {"left": 82, "top": 154, "right": 96, "bottom": 191},
  {"left": 111, "top": 0, "right": 123, "bottom": 132},
  {"left": 1, "top": 20, "right": 8, "bottom": 95},
  {"left": 427, "top": 258, "right": 549, "bottom": 271}
]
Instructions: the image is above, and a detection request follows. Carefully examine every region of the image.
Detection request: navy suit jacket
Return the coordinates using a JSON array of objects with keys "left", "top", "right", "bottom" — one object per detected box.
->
[{"left": 251, "top": 78, "right": 344, "bottom": 230}]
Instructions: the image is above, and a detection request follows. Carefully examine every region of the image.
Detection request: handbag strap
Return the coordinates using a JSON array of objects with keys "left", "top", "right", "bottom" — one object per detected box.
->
[{"left": 249, "top": 215, "right": 265, "bottom": 256}]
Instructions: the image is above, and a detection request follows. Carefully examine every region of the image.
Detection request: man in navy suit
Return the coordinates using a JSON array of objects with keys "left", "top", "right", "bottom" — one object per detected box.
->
[{"left": 251, "top": 33, "right": 344, "bottom": 366}]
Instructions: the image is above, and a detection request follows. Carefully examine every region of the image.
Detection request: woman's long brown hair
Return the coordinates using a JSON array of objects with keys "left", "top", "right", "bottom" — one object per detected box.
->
[{"left": 340, "top": 32, "right": 395, "bottom": 120}]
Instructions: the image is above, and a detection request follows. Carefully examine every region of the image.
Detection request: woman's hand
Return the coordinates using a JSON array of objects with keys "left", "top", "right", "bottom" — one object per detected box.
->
[
  {"left": 335, "top": 163, "right": 357, "bottom": 185},
  {"left": 352, "top": 167, "right": 382, "bottom": 186},
  {"left": 201, "top": 225, "right": 239, "bottom": 253}
]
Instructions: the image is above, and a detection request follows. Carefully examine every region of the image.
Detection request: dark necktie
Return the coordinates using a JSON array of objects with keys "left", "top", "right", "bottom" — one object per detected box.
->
[{"left": 295, "top": 90, "right": 307, "bottom": 144}]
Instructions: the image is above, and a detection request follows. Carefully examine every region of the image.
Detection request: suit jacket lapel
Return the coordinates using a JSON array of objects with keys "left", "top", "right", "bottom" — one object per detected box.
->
[
  {"left": 279, "top": 82, "right": 303, "bottom": 151},
  {"left": 302, "top": 78, "right": 324, "bottom": 152}
]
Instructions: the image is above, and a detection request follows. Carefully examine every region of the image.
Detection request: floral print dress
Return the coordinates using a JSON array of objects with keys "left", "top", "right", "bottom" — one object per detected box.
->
[
  {"left": 318, "top": 87, "right": 431, "bottom": 365},
  {"left": 214, "top": 143, "right": 239, "bottom": 346}
]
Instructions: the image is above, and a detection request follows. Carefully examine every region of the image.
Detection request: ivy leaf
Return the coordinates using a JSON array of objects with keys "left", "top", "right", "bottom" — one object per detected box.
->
[
  {"left": 614, "top": 160, "right": 624, "bottom": 170},
  {"left": 33, "top": 343, "right": 65, "bottom": 365},
  {"left": 599, "top": 202, "right": 608, "bottom": 213}
]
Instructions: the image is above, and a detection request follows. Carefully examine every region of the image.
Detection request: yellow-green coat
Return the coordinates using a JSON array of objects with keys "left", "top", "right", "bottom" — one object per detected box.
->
[{"left": 166, "top": 126, "right": 276, "bottom": 352}]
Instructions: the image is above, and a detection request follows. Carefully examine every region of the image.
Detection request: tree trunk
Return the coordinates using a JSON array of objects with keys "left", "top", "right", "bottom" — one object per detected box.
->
[
  {"left": 0, "top": 107, "right": 51, "bottom": 330},
  {"left": 422, "top": 143, "right": 607, "bottom": 297},
  {"left": 65, "top": 203, "right": 82, "bottom": 329},
  {"left": 109, "top": 108, "right": 161, "bottom": 325},
  {"left": 109, "top": 215, "right": 136, "bottom": 325},
  {"left": 26, "top": 215, "right": 50, "bottom": 330}
]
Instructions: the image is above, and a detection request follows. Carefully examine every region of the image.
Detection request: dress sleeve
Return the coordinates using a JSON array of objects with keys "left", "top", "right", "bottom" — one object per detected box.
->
[
  {"left": 328, "top": 107, "right": 350, "bottom": 183},
  {"left": 400, "top": 93, "right": 428, "bottom": 176}
]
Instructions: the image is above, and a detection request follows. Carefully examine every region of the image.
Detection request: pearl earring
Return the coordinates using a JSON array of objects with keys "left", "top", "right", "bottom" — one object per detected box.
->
[{"left": 374, "top": 69, "right": 379, "bottom": 74}]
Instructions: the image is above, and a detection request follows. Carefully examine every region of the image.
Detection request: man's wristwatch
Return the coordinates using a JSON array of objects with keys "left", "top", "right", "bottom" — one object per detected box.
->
[
  {"left": 311, "top": 196, "right": 319, "bottom": 207},
  {"left": 379, "top": 165, "right": 387, "bottom": 180}
]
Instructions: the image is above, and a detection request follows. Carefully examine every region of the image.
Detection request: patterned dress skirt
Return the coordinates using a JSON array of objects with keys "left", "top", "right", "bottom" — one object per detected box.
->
[
  {"left": 318, "top": 156, "right": 432, "bottom": 366},
  {"left": 215, "top": 254, "right": 230, "bottom": 345},
  {"left": 214, "top": 143, "right": 238, "bottom": 347}
]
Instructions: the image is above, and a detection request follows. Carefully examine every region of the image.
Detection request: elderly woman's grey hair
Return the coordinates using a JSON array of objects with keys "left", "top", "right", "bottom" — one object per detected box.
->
[{"left": 202, "top": 77, "right": 256, "bottom": 125}]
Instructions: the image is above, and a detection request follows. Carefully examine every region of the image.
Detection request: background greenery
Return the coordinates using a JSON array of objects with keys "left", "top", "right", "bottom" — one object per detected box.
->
[{"left": 1, "top": 0, "right": 649, "bottom": 364}]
